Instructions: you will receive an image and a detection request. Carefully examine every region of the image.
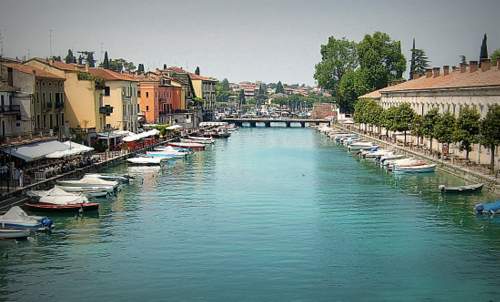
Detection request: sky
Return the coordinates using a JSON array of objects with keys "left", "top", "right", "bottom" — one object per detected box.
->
[{"left": 0, "top": 0, "right": 499, "bottom": 85}]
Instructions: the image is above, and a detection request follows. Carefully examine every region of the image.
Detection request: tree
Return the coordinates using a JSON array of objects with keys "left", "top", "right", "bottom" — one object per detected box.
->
[
  {"left": 382, "top": 106, "right": 399, "bottom": 139},
  {"left": 412, "top": 49, "right": 430, "bottom": 78},
  {"left": 256, "top": 83, "right": 267, "bottom": 104},
  {"left": 65, "top": 49, "right": 76, "bottom": 64},
  {"left": 106, "top": 58, "right": 136, "bottom": 72},
  {"left": 137, "top": 63, "right": 145, "bottom": 74},
  {"left": 409, "top": 38, "right": 416, "bottom": 80},
  {"left": 216, "top": 78, "right": 230, "bottom": 102},
  {"left": 163, "top": 64, "right": 167, "bottom": 70},
  {"left": 491, "top": 49, "right": 500, "bottom": 66},
  {"left": 454, "top": 106, "right": 480, "bottom": 161},
  {"left": 50, "top": 56, "right": 62, "bottom": 62},
  {"left": 357, "top": 32, "right": 406, "bottom": 90},
  {"left": 103, "top": 51, "right": 110, "bottom": 69},
  {"left": 393, "top": 103, "right": 415, "bottom": 146},
  {"left": 422, "top": 108, "right": 440, "bottom": 153},
  {"left": 195, "top": 66, "right": 200, "bottom": 75},
  {"left": 86, "top": 52, "right": 95, "bottom": 67},
  {"left": 480, "top": 33, "right": 488, "bottom": 63},
  {"left": 337, "top": 69, "right": 370, "bottom": 113},
  {"left": 314, "top": 36, "right": 358, "bottom": 95},
  {"left": 77, "top": 55, "right": 83, "bottom": 65},
  {"left": 275, "top": 81, "right": 285, "bottom": 94},
  {"left": 479, "top": 104, "right": 500, "bottom": 173},
  {"left": 238, "top": 89, "right": 246, "bottom": 107},
  {"left": 434, "top": 112, "right": 456, "bottom": 155},
  {"left": 411, "top": 114, "right": 425, "bottom": 145},
  {"left": 459, "top": 55, "right": 467, "bottom": 65}
]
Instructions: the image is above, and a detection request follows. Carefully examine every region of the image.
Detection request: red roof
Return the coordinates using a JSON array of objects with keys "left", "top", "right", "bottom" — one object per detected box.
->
[
  {"left": 189, "top": 73, "right": 216, "bottom": 82},
  {"left": 87, "top": 68, "right": 139, "bottom": 82},
  {"left": 2, "top": 63, "right": 64, "bottom": 80}
]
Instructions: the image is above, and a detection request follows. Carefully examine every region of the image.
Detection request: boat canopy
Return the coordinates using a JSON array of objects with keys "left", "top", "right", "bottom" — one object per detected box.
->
[
  {"left": 0, "top": 206, "right": 40, "bottom": 225},
  {"left": 33, "top": 187, "right": 89, "bottom": 205},
  {"left": 166, "top": 125, "right": 183, "bottom": 130},
  {"left": 45, "top": 141, "right": 94, "bottom": 159},
  {"left": 123, "top": 129, "right": 160, "bottom": 142},
  {"left": 199, "top": 122, "right": 228, "bottom": 127}
]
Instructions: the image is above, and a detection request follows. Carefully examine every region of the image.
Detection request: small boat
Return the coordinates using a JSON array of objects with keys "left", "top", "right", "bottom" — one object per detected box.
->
[
  {"left": 58, "top": 185, "right": 112, "bottom": 198},
  {"left": 169, "top": 142, "right": 205, "bottom": 151},
  {"left": 155, "top": 145, "right": 193, "bottom": 155},
  {"left": 85, "top": 173, "right": 132, "bottom": 184},
  {"left": 348, "top": 142, "right": 377, "bottom": 152},
  {"left": 145, "top": 151, "right": 178, "bottom": 158},
  {"left": 0, "top": 206, "right": 54, "bottom": 231},
  {"left": 183, "top": 137, "right": 214, "bottom": 145},
  {"left": 474, "top": 200, "right": 500, "bottom": 215},
  {"left": 439, "top": 183, "right": 484, "bottom": 193},
  {"left": 57, "top": 175, "right": 119, "bottom": 190},
  {"left": 25, "top": 187, "right": 98, "bottom": 212},
  {"left": 126, "top": 156, "right": 165, "bottom": 165},
  {"left": 0, "top": 229, "right": 30, "bottom": 240},
  {"left": 379, "top": 154, "right": 405, "bottom": 165},
  {"left": 393, "top": 164, "right": 436, "bottom": 173}
]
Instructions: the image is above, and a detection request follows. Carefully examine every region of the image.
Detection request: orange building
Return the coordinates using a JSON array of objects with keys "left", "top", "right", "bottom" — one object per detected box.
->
[{"left": 138, "top": 73, "right": 183, "bottom": 124}]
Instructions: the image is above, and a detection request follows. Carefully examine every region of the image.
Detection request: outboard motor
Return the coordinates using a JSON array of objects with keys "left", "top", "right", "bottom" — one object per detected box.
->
[
  {"left": 41, "top": 217, "right": 54, "bottom": 229},
  {"left": 474, "top": 203, "right": 484, "bottom": 215}
]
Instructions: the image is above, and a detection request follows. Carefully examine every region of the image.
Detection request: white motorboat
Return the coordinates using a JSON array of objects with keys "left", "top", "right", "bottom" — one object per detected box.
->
[
  {"left": 0, "top": 206, "right": 54, "bottom": 231},
  {"left": 379, "top": 154, "right": 405, "bottom": 165},
  {"left": 348, "top": 141, "right": 377, "bottom": 151},
  {"left": 57, "top": 175, "right": 119, "bottom": 190},
  {"left": 155, "top": 145, "right": 193, "bottom": 155},
  {"left": 393, "top": 164, "right": 436, "bottom": 173},
  {"left": 85, "top": 173, "right": 132, "bottom": 184},
  {"left": 29, "top": 186, "right": 90, "bottom": 205},
  {"left": 363, "top": 149, "right": 393, "bottom": 159},
  {"left": 126, "top": 156, "right": 165, "bottom": 165},
  {"left": 183, "top": 137, "right": 215, "bottom": 144},
  {"left": 0, "top": 229, "right": 30, "bottom": 240},
  {"left": 58, "top": 185, "right": 112, "bottom": 198}
]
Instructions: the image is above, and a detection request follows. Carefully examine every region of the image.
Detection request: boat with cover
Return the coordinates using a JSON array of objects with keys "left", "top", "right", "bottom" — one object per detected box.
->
[
  {"left": 25, "top": 187, "right": 99, "bottom": 212},
  {"left": 384, "top": 158, "right": 424, "bottom": 169},
  {"left": 58, "top": 185, "right": 112, "bottom": 198},
  {"left": 57, "top": 175, "right": 119, "bottom": 190},
  {"left": 126, "top": 156, "right": 165, "bottom": 165},
  {"left": 145, "top": 151, "right": 178, "bottom": 159},
  {"left": 379, "top": 154, "right": 405, "bottom": 165},
  {"left": 474, "top": 200, "right": 500, "bottom": 215},
  {"left": 363, "top": 149, "right": 393, "bottom": 159},
  {"left": 85, "top": 173, "right": 132, "bottom": 184},
  {"left": 155, "top": 145, "right": 193, "bottom": 155},
  {"left": 439, "top": 183, "right": 484, "bottom": 193},
  {"left": 348, "top": 141, "right": 378, "bottom": 151},
  {"left": 0, "top": 229, "right": 30, "bottom": 240},
  {"left": 184, "top": 137, "right": 215, "bottom": 144},
  {"left": 0, "top": 206, "right": 53, "bottom": 231},
  {"left": 169, "top": 142, "right": 205, "bottom": 151},
  {"left": 393, "top": 163, "right": 436, "bottom": 173}
]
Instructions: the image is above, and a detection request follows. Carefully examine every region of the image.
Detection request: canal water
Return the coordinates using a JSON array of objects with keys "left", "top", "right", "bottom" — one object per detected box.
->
[{"left": 1, "top": 128, "right": 499, "bottom": 301}]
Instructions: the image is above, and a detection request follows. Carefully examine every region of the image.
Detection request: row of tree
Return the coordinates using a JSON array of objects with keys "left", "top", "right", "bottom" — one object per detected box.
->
[{"left": 354, "top": 100, "right": 500, "bottom": 172}]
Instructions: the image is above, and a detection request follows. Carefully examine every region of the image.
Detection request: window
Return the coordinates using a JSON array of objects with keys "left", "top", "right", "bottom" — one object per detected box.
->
[
  {"left": 138, "top": 90, "right": 141, "bottom": 97},
  {"left": 1, "top": 95, "right": 3, "bottom": 107},
  {"left": 146, "top": 105, "right": 149, "bottom": 111},
  {"left": 49, "top": 114, "right": 53, "bottom": 128},
  {"left": 104, "top": 86, "right": 110, "bottom": 96},
  {"left": 146, "top": 92, "right": 149, "bottom": 98},
  {"left": 37, "top": 115, "right": 40, "bottom": 129},
  {"left": 61, "top": 113, "right": 64, "bottom": 125},
  {"left": 43, "top": 115, "right": 46, "bottom": 128}
]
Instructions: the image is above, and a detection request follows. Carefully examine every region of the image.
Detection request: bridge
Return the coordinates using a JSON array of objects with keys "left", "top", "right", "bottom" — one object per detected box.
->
[{"left": 221, "top": 117, "right": 331, "bottom": 128}]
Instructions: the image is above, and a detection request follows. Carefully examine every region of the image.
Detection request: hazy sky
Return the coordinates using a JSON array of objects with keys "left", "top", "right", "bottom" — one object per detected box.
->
[{"left": 1, "top": 0, "right": 499, "bottom": 85}]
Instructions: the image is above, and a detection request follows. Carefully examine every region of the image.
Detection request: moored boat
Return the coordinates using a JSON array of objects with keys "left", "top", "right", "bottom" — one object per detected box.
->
[
  {"left": 0, "top": 206, "right": 54, "bottom": 231},
  {"left": 26, "top": 187, "right": 98, "bottom": 212},
  {"left": 85, "top": 173, "right": 132, "bottom": 184},
  {"left": 58, "top": 185, "right": 112, "bottom": 198},
  {"left": 126, "top": 156, "right": 165, "bottom": 165},
  {"left": 0, "top": 229, "right": 30, "bottom": 240},
  {"left": 348, "top": 141, "right": 378, "bottom": 152},
  {"left": 169, "top": 142, "right": 205, "bottom": 151},
  {"left": 474, "top": 200, "right": 500, "bottom": 215},
  {"left": 184, "top": 137, "right": 215, "bottom": 144},
  {"left": 57, "top": 175, "right": 119, "bottom": 190},
  {"left": 439, "top": 183, "right": 484, "bottom": 193},
  {"left": 393, "top": 163, "right": 436, "bottom": 173}
]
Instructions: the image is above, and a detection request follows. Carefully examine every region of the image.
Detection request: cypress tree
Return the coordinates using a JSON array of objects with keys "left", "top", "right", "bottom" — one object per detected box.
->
[
  {"left": 409, "top": 38, "right": 416, "bottom": 80},
  {"left": 163, "top": 64, "right": 167, "bottom": 70},
  {"left": 103, "top": 51, "right": 110, "bottom": 69},
  {"left": 195, "top": 66, "right": 200, "bottom": 75},
  {"left": 65, "top": 49, "right": 75, "bottom": 64},
  {"left": 480, "top": 33, "right": 488, "bottom": 63}
]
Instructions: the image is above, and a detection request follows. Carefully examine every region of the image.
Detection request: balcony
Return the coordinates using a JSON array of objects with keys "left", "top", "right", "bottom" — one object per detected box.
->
[
  {"left": 99, "top": 105, "right": 114, "bottom": 116},
  {"left": 55, "top": 100, "right": 64, "bottom": 109},
  {"left": 0, "top": 105, "right": 21, "bottom": 114}
]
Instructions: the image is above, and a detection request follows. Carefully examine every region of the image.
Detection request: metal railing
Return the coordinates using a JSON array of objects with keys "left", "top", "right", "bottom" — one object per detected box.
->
[{"left": 0, "top": 105, "right": 20, "bottom": 113}]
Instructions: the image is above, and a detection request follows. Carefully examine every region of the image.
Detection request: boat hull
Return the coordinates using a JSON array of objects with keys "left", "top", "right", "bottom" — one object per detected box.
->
[
  {"left": 394, "top": 164, "right": 436, "bottom": 173},
  {"left": 0, "top": 229, "right": 30, "bottom": 240},
  {"left": 440, "top": 183, "right": 483, "bottom": 193},
  {"left": 24, "top": 202, "right": 99, "bottom": 212}
]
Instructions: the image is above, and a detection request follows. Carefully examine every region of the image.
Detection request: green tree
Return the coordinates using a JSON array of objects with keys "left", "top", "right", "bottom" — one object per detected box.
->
[
  {"left": 357, "top": 32, "right": 406, "bottom": 90},
  {"left": 314, "top": 36, "right": 358, "bottom": 95},
  {"left": 275, "top": 81, "right": 285, "bottom": 94},
  {"left": 103, "top": 51, "right": 110, "bottom": 69},
  {"left": 338, "top": 69, "right": 370, "bottom": 113},
  {"left": 353, "top": 99, "right": 367, "bottom": 130},
  {"left": 434, "top": 111, "right": 456, "bottom": 150},
  {"left": 393, "top": 103, "right": 415, "bottom": 145},
  {"left": 491, "top": 49, "right": 500, "bottom": 66},
  {"left": 195, "top": 66, "right": 200, "bottom": 75},
  {"left": 137, "top": 63, "right": 145, "bottom": 74},
  {"left": 422, "top": 108, "right": 440, "bottom": 153},
  {"left": 365, "top": 100, "right": 384, "bottom": 134},
  {"left": 459, "top": 55, "right": 467, "bottom": 65},
  {"left": 453, "top": 106, "right": 480, "bottom": 160},
  {"left": 65, "top": 49, "right": 76, "bottom": 64},
  {"left": 86, "top": 52, "right": 95, "bottom": 67},
  {"left": 479, "top": 104, "right": 500, "bottom": 173},
  {"left": 412, "top": 49, "right": 430, "bottom": 78},
  {"left": 480, "top": 33, "right": 488, "bottom": 62},
  {"left": 216, "top": 78, "right": 230, "bottom": 102},
  {"left": 411, "top": 114, "right": 425, "bottom": 145},
  {"left": 382, "top": 106, "right": 398, "bottom": 139},
  {"left": 238, "top": 89, "right": 246, "bottom": 107}
]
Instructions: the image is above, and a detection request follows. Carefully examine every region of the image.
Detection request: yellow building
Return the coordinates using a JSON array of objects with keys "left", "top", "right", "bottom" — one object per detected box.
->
[
  {"left": 25, "top": 59, "right": 107, "bottom": 132},
  {"left": 190, "top": 73, "right": 217, "bottom": 110},
  {"left": 87, "top": 68, "right": 138, "bottom": 132}
]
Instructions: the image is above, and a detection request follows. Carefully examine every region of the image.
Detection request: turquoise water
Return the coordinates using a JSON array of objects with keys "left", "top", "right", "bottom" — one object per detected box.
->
[{"left": 1, "top": 128, "right": 500, "bottom": 301}]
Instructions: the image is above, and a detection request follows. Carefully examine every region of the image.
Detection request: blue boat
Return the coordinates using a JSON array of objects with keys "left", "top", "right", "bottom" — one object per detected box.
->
[
  {"left": 0, "top": 206, "right": 54, "bottom": 231},
  {"left": 474, "top": 201, "right": 500, "bottom": 215}
]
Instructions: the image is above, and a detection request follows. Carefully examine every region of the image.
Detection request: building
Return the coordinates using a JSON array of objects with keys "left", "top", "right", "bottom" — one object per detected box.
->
[
  {"left": 87, "top": 68, "right": 138, "bottom": 132},
  {"left": 25, "top": 59, "right": 107, "bottom": 133},
  {"left": 238, "top": 82, "right": 257, "bottom": 98},
  {"left": 190, "top": 73, "right": 217, "bottom": 110},
  {"left": 161, "top": 67, "right": 196, "bottom": 108},
  {"left": 311, "top": 103, "right": 337, "bottom": 120},
  {"left": 1, "top": 62, "right": 65, "bottom": 137},
  {"left": 0, "top": 81, "right": 20, "bottom": 140},
  {"left": 359, "top": 59, "right": 500, "bottom": 166}
]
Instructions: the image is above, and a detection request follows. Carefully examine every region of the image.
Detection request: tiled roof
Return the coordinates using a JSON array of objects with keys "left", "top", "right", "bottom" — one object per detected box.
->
[
  {"left": 359, "top": 89, "right": 382, "bottom": 99},
  {"left": 381, "top": 66, "right": 500, "bottom": 93},
  {"left": 2, "top": 63, "right": 65, "bottom": 80},
  {"left": 26, "top": 58, "right": 85, "bottom": 72},
  {"left": 87, "top": 68, "right": 139, "bottom": 82},
  {"left": 189, "top": 73, "right": 217, "bottom": 82}
]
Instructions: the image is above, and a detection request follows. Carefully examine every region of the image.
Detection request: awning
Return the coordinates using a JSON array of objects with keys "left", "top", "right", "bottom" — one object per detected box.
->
[
  {"left": 0, "top": 140, "right": 68, "bottom": 162},
  {"left": 166, "top": 125, "right": 183, "bottom": 130},
  {"left": 45, "top": 141, "right": 94, "bottom": 159},
  {"left": 199, "top": 122, "right": 227, "bottom": 127},
  {"left": 97, "top": 130, "right": 135, "bottom": 139},
  {"left": 122, "top": 129, "right": 160, "bottom": 142}
]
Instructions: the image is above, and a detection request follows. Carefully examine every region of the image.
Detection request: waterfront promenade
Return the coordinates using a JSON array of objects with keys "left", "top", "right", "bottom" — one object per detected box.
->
[{"left": 334, "top": 124, "right": 500, "bottom": 193}]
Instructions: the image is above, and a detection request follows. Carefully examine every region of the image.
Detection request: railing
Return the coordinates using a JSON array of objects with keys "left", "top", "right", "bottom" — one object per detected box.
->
[
  {"left": 0, "top": 105, "right": 20, "bottom": 114},
  {"left": 99, "top": 105, "right": 114, "bottom": 115}
]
